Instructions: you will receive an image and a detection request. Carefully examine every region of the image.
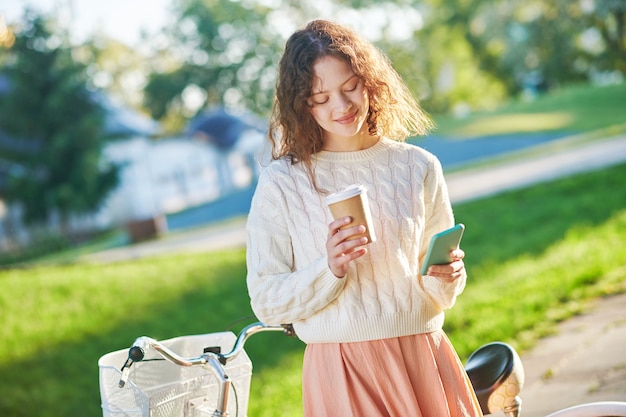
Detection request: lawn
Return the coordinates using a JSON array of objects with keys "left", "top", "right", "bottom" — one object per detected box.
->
[
  {"left": 432, "top": 82, "right": 626, "bottom": 138},
  {"left": 1, "top": 82, "right": 625, "bottom": 416},
  {"left": 1, "top": 160, "right": 625, "bottom": 417}
]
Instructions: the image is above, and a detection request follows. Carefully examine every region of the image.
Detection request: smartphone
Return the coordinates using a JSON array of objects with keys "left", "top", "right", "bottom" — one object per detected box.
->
[{"left": 420, "top": 223, "right": 465, "bottom": 275}]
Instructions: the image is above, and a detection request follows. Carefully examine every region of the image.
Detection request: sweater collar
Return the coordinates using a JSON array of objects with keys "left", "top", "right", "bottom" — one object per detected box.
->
[{"left": 313, "top": 137, "right": 392, "bottom": 163}]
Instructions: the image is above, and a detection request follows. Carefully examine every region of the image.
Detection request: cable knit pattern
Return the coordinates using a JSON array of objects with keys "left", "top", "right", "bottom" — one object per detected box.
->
[{"left": 246, "top": 138, "right": 466, "bottom": 344}]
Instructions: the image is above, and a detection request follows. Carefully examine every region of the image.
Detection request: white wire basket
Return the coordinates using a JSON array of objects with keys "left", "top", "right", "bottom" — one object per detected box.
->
[{"left": 98, "top": 332, "right": 252, "bottom": 417}]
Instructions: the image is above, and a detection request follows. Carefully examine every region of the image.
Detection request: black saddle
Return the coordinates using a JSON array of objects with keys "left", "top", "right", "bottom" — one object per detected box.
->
[{"left": 465, "top": 342, "right": 522, "bottom": 415}]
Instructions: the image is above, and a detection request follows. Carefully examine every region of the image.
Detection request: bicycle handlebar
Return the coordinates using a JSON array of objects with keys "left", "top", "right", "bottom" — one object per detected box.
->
[
  {"left": 118, "top": 322, "right": 291, "bottom": 388},
  {"left": 222, "top": 322, "right": 290, "bottom": 361}
]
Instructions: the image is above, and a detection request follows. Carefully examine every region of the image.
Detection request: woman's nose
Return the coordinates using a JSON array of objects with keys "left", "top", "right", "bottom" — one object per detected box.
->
[{"left": 334, "top": 93, "right": 352, "bottom": 111}]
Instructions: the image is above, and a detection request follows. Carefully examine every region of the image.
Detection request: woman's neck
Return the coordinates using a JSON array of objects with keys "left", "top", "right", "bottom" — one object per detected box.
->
[{"left": 322, "top": 132, "right": 380, "bottom": 152}]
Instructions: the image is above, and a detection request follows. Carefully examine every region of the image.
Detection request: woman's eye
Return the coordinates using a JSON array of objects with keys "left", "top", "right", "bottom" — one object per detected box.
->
[
  {"left": 346, "top": 83, "right": 358, "bottom": 92},
  {"left": 309, "top": 96, "right": 328, "bottom": 105}
]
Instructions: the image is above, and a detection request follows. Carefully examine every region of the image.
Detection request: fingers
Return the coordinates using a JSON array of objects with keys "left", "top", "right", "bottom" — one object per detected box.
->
[
  {"left": 426, "top": 258, "right": 466, "bottom": 283},
  {"left": 327, "top": 217, "right": 369, "bottom": 278},
  {"left": 450, "top": 248, "right": 465, "bottom": 261},
  {"left": 328, "top": 216, "right": 348, "bottom": 237},
  {"left": 328, "top": 217, "right": 367, "bottom": 241}
]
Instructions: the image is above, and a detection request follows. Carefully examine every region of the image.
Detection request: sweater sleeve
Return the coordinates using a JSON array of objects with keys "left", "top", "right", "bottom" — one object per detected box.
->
[
  {"left": 418, "top": 155, "right": 467, "bottom": 310},
  {"left": 245, "top": 165, "right": 346, "bottom": 326}
]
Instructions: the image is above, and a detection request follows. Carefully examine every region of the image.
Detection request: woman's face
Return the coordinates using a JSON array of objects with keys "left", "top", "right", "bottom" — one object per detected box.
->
[{"left": 307, "top": 55, "right": 372, "bottom": 151}]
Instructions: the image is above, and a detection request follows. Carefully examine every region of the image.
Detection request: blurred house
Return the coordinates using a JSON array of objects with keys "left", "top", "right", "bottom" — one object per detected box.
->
[
  {"left": 95, "top": 107, "right": 267, "bottom": 238},
  {"left": 0, "top": 87, "right": 268, "bottom": 248},
  {"left": 186, "top": 107, "right": 268, "bottom": 181}
]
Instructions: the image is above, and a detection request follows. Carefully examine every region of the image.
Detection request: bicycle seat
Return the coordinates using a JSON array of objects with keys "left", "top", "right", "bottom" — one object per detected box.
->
[{"left": 465, "top": 342, "right": 524, "bottom": 416}]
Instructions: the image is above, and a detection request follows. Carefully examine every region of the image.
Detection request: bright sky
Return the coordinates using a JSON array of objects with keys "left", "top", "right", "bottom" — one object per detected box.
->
[
  {"left": 3, "top": 0, "right": 424, "bottom": 46},
  {"left": 3, "top": 0, "right": 172, "bottom": 46}
]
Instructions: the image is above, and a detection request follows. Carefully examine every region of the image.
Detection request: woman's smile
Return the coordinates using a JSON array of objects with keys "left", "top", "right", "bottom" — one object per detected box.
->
[{"left": 335, "top": 110, "right": 358, "bottom": 124}]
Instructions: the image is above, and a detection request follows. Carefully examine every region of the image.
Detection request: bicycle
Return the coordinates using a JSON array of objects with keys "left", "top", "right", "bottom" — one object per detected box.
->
[{"left": 99, "top": 321, "right": 626, "bottom": 417}]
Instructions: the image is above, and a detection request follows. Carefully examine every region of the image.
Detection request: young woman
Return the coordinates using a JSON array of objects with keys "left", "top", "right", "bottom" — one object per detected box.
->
[{"left": 246, "top": 19, "right": 482, "bottom": 417}]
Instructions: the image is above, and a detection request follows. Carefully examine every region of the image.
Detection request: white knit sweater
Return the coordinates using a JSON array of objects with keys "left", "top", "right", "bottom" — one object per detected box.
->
[{"left": 246, "top": 137, "right": 466, "bottom": 344}]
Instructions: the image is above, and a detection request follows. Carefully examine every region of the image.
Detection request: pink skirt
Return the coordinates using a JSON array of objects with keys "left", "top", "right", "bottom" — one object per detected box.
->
[{"left": 302, "top": 330, "right": 483, "bottom": 417}]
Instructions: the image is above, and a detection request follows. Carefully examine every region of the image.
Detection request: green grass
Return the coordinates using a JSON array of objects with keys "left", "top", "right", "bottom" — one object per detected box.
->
[
  {"left": 1, "top": 161, "right": 625, "bottom": 417},
  {"left": 446, "top": 163, "right": 626, "bottom": 355},
  {"left": 1, "top": 82, "right": 625, "bottom": 416},
  {"left": 432, "top": 82, "right": 626, "bottom": 138}
]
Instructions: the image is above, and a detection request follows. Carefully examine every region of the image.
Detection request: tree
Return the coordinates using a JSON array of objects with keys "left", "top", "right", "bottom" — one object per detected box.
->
[
  {"left": 141, "top": 0, "right": 512, "bottom": 122},
  {"left": 423, "top": 0, "right": 626, "bottom": 96},
  {"left": 0, "top": 11, "right": 119, "bottom": 230},
  {"left": 583, "top": 0, "right": 626, "bottom": 75},
  {"left": 143, "top": 0, "right": 284, "bottom": 129},
  {"left": 140, "top": 0, "right": 624, "bottom": 123},
  {"left": 82, "top": 36, "right": 153, "bottom": 112}
]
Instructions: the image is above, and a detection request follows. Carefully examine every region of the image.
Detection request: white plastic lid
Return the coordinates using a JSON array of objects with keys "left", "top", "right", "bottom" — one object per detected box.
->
[{"left": 324, "top": 184, "right": 367, "bottom": 205}]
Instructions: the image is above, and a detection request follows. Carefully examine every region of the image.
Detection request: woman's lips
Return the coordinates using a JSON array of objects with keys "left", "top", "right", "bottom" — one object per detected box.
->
[{"left": 336, "top": 111, "right": 357, "bottom": 124}]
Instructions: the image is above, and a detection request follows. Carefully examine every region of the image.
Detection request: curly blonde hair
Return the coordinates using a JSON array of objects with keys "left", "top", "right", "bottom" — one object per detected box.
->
[{"left": 269, "top": 19, "right": 433, "bottom": 180}]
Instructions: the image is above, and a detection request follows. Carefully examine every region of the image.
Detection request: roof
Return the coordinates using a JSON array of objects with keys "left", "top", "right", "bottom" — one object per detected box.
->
[{"left": 186, "top": 107, "right": 265, "bottom": 150}]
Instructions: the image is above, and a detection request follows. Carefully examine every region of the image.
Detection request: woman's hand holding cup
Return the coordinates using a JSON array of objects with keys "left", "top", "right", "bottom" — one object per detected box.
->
[{"left": 326, "top": 216, "right": 369, "bottom": 278}]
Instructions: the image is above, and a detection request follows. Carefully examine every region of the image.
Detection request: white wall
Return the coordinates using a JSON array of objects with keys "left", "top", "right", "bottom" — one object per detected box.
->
[{"left": 95, "top": 131, "right": 264, "bottom": 228}]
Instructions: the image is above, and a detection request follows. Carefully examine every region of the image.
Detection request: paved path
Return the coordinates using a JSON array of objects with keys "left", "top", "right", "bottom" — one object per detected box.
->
[
  {"left": 508, "top": 291, "right": 626, "bottom": 417},
  {"left": 84, "top": 219, "right": 248, "bottom": 262},
  {"left": 84, "top": 133, "right": 626, "bottom": 415},
  {"left": 446, "top": 133, "right": 626, "bottom": 204}
]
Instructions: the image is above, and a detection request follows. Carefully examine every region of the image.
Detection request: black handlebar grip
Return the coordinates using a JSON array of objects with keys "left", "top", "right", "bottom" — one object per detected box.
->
[{"left": 129, "top": 346, "right": 145, "bottom": 362}]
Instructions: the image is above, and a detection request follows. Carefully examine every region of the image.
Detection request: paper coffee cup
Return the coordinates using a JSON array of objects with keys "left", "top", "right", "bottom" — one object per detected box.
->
[{"left": 325, "top": 184, "right": 376, "bottom": 243}]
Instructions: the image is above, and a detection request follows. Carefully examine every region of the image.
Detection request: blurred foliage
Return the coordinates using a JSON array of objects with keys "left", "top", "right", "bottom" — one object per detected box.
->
[
  {"left": 139, "top": 0, "right": 625, "bottom": 129},
  {"left": 453, "top": 0, "right": 625, "bottom": 88},
  {"left": 142, "top": 0, "right": 284, "bottom": 130},
  {"left": 0, "top": 11, "right": 120, "bottom": 227},
  {"left": 80, "top": 37, "right": 151, "bottom": 111},
  {"left": 3, "top": 1, "right": 626, "bottom": 132}
]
